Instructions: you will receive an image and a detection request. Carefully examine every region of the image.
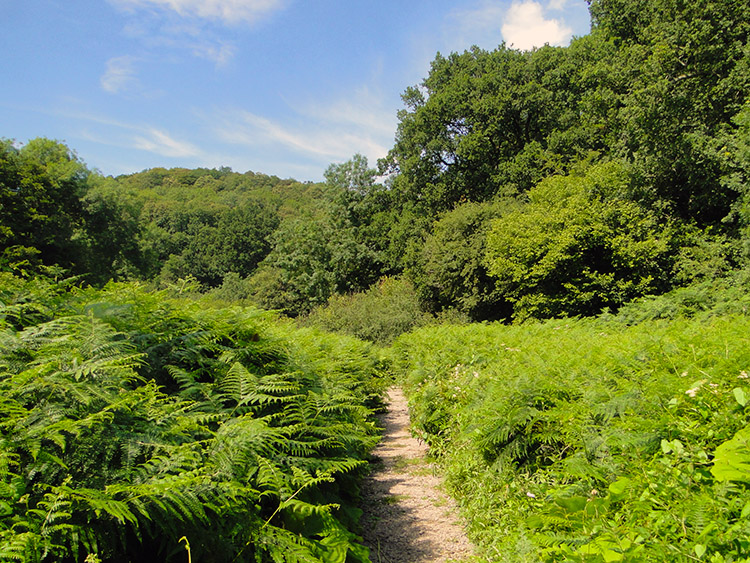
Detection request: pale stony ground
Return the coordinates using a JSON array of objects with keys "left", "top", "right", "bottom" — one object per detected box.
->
[{"left": 359, "top": 387, "right": 476, "bottom": 563}]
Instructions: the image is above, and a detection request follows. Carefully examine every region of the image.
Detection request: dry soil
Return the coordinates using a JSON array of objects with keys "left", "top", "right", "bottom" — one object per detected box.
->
[{"left": 359, "top": 387, "right": 475, "bottom": 563}]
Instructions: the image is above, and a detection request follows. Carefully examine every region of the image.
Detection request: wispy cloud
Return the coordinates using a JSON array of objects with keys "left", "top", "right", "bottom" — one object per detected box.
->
[
  {"left": 213, "top": 88, "right": 397, "bottom": 168},
  {"left": 101, "top": 55, "right": 140, "bottom": 94},
  {"left": 49, "top": 107, "right": 204, "bottom": 160},
  {"left": 108, "top": 0, "right": 276, "bottom": 69},
  {"left": 192, "top": 41, "right": 235, "bottom": 65},
  {"left": 109, "top": 0, "right": 286, "bottom": 25},
  {"left": 546, "top": 0, "right": 569, "bottom": 11},
  {"left": 216, "top": 110, "right": 389, "bottom": 162},
  {"left": 501, "top": 1, "right": 572, "bottom": 49},
  {"left": 133, "top": 128, "right": 202, "bottom": 157}
]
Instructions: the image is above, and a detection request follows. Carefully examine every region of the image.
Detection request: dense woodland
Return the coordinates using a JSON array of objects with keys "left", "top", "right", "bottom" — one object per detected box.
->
[{"left": 3, "top": 0, "right": 750, "bottom": 560}]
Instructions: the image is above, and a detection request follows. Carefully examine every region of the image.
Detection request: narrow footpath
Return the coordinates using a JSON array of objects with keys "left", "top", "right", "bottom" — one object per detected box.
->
[{"left": 359, "top": 387, "right": 475, "bottom": 563}]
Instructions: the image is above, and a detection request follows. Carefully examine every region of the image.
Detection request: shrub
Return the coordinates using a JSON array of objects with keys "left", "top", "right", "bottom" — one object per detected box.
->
[{"left": 302, "top": 277, "right": 430, "bottom": 345}]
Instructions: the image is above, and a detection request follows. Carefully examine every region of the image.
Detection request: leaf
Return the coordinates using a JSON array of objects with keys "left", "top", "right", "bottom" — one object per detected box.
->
[
  {"left": 733, "top": 387, "right": 747, "bottom": 407},
  {"left": 711, "top": 427, "right": 750, "bottom": 482},
  {"left": 554, "top": 496, "right": 587, "bottom": 513},
  {"left": 695, "top": 544, "right": 707, "bottom": 558},
  {"left": 608, "top": 477, "right": 632, "bottom": 501}
]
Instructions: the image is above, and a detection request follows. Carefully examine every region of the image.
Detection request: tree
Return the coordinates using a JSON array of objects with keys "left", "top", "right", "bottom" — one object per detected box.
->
[
  {"left": 156, "top": 202, "right": 280, "bottom": 288},
  {"left": 380, "top": 44, "right": 598, "bottom": 215},
  {"left": 248, "top": 219, "right": 338, "bottom": 316},
  {"left": 485, "top": 162, "right": 677, "bottom": 320},
  {"left": 0, "top": 138, "right": 90, "bottom": 273},
  {"left": 407, "top": 200, "right": 517, "bottom": 321},
  {"left": 587, "top": 0, "right": 750, "bottom": 225}
]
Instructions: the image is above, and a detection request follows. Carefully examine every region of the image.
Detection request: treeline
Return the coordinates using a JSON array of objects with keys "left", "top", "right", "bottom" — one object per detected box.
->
[{"left": 3, "top": 0, "right": 750, "bottom": 331}]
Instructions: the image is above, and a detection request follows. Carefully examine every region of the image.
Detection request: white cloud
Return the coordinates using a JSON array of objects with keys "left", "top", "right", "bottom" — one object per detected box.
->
[
  {"left": 191, "top": 41, "right": 236, "bottom": 65},
  {"left": 110, "top": 0, "right": 260, "bottom": 68},
  {"left": 444, "top": 0, "right": 575, "bottom": 53},
  {"left": 447, "top": 2, "right": 507, "bottom": 51},
  {"left": 133, "top": 128, "right": 202, "bottom": 157},
  {"left": 100, "top": 55, "right": 139, "bottom": 94},
  {"left": 110, "top": 0, "right": 285, "bottom": 25},
  {"left": 501, "top": 1, "right": 573, "bottom": 50},
  {"left": 303, "top": 88, "right": 396, "bottom": 140},
  {"left": 65, "top": 110, "right": 202, "bottom": 159},
  {"left": 216, "top": 110, "right": 388, "bottom": 162}
]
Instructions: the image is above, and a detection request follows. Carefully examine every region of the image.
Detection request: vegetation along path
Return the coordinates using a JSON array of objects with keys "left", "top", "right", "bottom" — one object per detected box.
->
[{"left": 359, "top": 387, "right": 475, "bottom": 563}]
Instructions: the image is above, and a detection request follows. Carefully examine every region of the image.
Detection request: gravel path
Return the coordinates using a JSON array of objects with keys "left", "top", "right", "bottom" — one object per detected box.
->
[{"left": 359, "top": 387, "right": 475, "bottom": 563}]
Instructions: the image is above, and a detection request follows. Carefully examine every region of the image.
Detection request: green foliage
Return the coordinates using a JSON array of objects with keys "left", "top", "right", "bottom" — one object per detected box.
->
[
  {"left": 407, "top": 200, "right": 517, "bottom": 321},
  {"left": 248, "top": 156, "right": 393, "bottom": 317},
  {"left": 302, "top": 277, "right": 431, "bottom": 345},
  {"left": 589, "top": 0, "right": 750, "bottom": 225},
  {"left": 0, "top": 139, "right": 89, "bottom": 275},
  {"left": 154, "top": 201, "right": 281, "bottom": 288},
  {"left": 486, "top": 162, "right": 677, "bottom": 320},
  {"left": 609, "top": 266, "right": 750, "bottom": 325},
  {"left": 0, "top": 275, "right": 386, "bottom": 561},
  {"left": 380, "top": 44, "right": 589, "bottom": 215},
  {"left": 390, "top": 312, "right": 750, "bottom": 561}
]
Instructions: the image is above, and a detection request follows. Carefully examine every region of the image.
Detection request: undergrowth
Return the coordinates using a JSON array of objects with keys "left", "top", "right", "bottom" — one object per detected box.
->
[
  {"left": 0, "top": 273, "right": 388, "bottom": 562},
  {"left": 391, "top": 287, "right": 750, "bottom": 561}
]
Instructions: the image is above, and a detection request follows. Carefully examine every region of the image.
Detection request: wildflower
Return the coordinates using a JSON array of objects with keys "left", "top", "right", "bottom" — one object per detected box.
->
[
  {"left": 685, "top": 387, "right": 699, "bottom": 397},
  {"left": 740, "top": 371, "right": 749, "bottom": 379},
  {"left": 526, "top": 492, "right": 536, "bottom": 498}
]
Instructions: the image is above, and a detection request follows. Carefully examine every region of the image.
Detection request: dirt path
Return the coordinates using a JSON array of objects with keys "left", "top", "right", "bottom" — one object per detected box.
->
[{"left": 359, "top": 387, "right": 475, "bottom": 563}]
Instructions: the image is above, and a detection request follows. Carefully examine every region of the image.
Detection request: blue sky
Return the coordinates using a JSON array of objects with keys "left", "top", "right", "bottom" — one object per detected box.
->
[{"left": 1, "top": 0, "right": 592, "bottom": 181}]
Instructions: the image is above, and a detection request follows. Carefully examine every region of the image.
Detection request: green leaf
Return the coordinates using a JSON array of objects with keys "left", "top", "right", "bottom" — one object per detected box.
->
[
  {"left": 554, "top": 496, "right": 588, "bottom": 513},
  {"left": 608, "top": 477, "right": 632, "bottom": 500},
  {"left": 733, "top": 387, "right": 747, "bottom": 407},
  {"left": 711, "top": 427, "right": 750, "bottom": 482},
  {"left": 695, "top": 544, "right": 707, "bottom": 558}
]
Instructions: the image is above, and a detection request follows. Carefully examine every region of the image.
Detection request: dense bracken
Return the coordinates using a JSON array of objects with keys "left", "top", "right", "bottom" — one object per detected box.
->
[
  {"left": 390, "top": 278, "right": 750, "bottom": 561},
  {"left": 0, "top": 274, "right": 387, "bottom": 562}
]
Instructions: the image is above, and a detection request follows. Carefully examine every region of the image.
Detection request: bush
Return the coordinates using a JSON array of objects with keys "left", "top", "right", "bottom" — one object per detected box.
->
[
  {"left": 485, "top": 162, "right": 678, "bottom": 321},
  {"left": 302, "top": 277, "right": 431, "bottom": 345}
]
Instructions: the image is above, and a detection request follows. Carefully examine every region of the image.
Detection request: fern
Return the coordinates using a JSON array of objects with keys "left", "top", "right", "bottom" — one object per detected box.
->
[{"left": 0, "top": 277, "right": 382, "bottom": 561}]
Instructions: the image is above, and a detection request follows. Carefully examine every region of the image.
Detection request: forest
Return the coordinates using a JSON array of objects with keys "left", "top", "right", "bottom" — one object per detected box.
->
[{"left": 2, "top": 0, "right": 750, "bottom": 560}]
